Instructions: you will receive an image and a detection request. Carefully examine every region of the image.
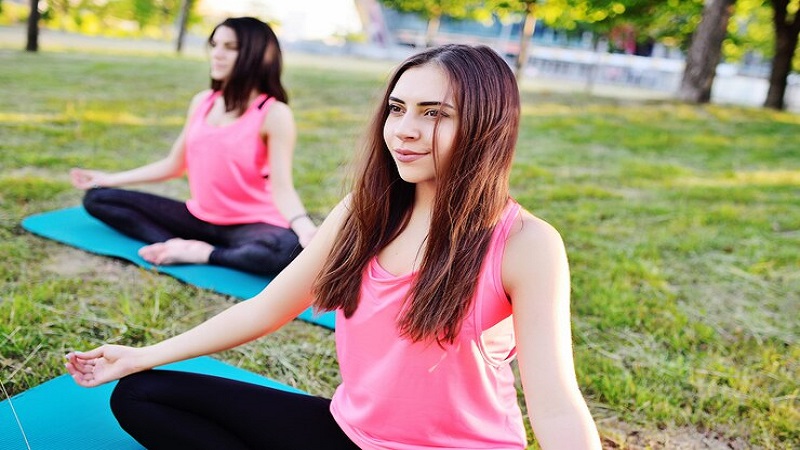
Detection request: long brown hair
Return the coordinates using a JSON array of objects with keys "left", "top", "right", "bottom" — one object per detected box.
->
[
  {"left": 313, "top": 44, "right": 520, "bottom": 344},
  {"left": 208, "top": 17, "right": 288, "bottom": 114}
]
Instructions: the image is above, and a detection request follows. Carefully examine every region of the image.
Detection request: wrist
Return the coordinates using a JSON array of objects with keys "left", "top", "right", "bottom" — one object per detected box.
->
[
  {"left": 133, "top": 345, "right": 162, "bottom": 372},
  {"left": 287, "top": 212, "right": 312, "bottom": 227},
  {"left": 293, "top": 219, "right": 317, "bottom": 237}
]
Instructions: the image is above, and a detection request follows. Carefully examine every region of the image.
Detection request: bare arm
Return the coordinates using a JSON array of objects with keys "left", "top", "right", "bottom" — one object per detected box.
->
[
  {"left": 66, "top": 197, "right": 351, "bottom": 387},
  {"left": 503, "top": 212, "right": 601, "bottom": 449},
  {"left": 261, "top": 101, "right": 317, "bottom": 247},
  {"left": 69, "top": 91, "right": 209, "bottom": 189}
]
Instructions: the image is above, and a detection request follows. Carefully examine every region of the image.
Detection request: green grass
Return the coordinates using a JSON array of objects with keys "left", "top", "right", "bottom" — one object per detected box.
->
[{"left": 0, "top": 47, "right": 797, "bottom": 449}]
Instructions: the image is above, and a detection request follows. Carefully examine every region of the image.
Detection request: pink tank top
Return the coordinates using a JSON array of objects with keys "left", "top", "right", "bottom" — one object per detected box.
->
[
  {"left": 330, "top": 201, "right": 526, "bottom": 450},
  {"left": 183, "top": 91, "right": 288, "bottom": 227}
]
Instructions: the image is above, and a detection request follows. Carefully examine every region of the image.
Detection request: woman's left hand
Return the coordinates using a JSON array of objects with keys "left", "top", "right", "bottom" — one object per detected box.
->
[{"left": 65, "top": 345, "right": 145, "bottom": 388}]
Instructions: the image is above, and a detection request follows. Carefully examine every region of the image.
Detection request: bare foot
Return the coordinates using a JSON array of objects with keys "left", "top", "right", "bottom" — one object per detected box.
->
[{"left": 138, "top": 238, "right": 214, "bottom": 265}]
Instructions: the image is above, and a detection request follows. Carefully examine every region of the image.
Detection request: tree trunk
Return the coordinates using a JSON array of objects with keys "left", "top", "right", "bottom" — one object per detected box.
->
[
  {"left": 425, "top": 14, "right": 441, "bottom": 48},
  {"left": 514, "top": 2, "right": 537, "bottom": 80},
  {"left": 25, "top": 0, "right": 40, "bottom": 52},
  {"left": 677, "top": 0, "right": 736, "bottom": 103},
  {"left": 764, "top": 0, "right": 800, "bottom": 110},
  {"left": 175, "top": 0, "right": 193, "bottom": 53}
]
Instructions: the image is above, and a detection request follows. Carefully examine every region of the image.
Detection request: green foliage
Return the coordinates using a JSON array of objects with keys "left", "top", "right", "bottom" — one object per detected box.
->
[
  {"left": 725, "top": 0, "right": 775, "bottom": 63},
  {"left": 479, "top": 0, "right": 783, "bottom": 65},
  {"left": 378, "top": 0, "right": 485, "bottom": 20},
  {"left": 0, "top": 48, "right": 798, "bottom": 449},
  {"left": 1, "top": 0, "right": 196, "bottom": 39}
]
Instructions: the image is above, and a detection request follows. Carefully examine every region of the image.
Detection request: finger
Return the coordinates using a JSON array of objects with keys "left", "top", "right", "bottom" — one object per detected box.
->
[
  {"left": 65, "top": 352, "right": 85, "bottom": 366},
  {"left": 65, "top": 361, "right": 78, "bottom": 376},
  {"left": 70, "top": 372, "right": 96, "bottom": 387},
  {"left": 74, "top": 346, "right": 106, "bottom": 359},
  {"left": 71, "top": 360, "right": 96, "bottom": 373},
  {"left": 67, "top": 357, "right": 96, "bottom": 371},
  {"left": 65, "top": 361, "right": 92, "bottom": 377}
]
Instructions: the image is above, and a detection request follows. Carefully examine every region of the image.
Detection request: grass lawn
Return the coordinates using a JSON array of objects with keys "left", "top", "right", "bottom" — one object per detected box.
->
[{"left": 0, "top": 45, "right": 797, "bottom": 449}]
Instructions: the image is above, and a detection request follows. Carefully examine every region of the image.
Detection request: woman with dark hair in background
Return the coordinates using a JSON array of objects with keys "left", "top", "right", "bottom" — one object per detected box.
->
[{"left": 70, "top": 17, "right": 316, "bottom": 275}]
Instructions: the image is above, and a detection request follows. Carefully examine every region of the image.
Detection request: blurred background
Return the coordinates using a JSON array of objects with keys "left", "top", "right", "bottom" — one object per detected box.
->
[{"left": 1, "top": 0, "right": 798, "bottom": 111}]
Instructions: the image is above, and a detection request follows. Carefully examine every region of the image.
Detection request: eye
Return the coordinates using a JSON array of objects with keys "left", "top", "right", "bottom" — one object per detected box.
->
[
  {"left": 425, "top": 109, "right": 449, "bottom": 118},
  {"left": 388, "top": 104, "right": 404, "bottom": 114}
]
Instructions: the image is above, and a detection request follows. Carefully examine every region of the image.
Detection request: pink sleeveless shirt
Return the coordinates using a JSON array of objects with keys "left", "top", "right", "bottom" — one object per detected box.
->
[
  {"left": 330, "top": 201, "right": 527, "bottom": 450},
  {"left": 183, "top": 91, "right": 288, "bottom": 227}
]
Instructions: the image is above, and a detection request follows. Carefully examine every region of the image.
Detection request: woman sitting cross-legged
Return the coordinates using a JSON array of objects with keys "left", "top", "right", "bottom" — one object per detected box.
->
[
  {"left": 69, "top": 17, "right": 315, "bottom": 275},
  {"left": 67, "top": 44, "right": 602, "bottom": 450}
]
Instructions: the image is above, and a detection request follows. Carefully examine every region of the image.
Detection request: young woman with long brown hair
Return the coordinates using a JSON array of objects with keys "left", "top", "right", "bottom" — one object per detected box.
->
[
  {"left": 69, "top": 17, "right": 316, "bottom": 275},
  {"left": 66, "top": 44, "right": 601, "bottom": 449}
]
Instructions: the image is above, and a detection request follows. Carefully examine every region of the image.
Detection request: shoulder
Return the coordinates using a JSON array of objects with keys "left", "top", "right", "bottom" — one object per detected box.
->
[
  {"left": 506, "top": 209, "right": 565, "bottom": 256},
  {"left": 190, "top": 89, "right": 214, "bottom": 105},
  {"left": 261, "top": 100, "right": 294, "bottom": 134},
  {"left": 187, "top": 89, "right": 214, "bottom": 115},
  {"left": 501, "top": 208, "right": 568, "bottom": 292},
  {"left": 264, "top": 100, "right": 293, "bottom": 123}
]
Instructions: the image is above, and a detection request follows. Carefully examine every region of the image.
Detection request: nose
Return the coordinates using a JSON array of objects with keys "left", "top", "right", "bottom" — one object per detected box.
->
[{"left": 392, "top": 112, "right": 420, "bottom": 141}]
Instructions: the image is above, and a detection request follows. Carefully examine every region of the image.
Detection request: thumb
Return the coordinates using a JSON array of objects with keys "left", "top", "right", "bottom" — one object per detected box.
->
[{"left": 74, "top": 345, "right": 108, "bottom": 359}]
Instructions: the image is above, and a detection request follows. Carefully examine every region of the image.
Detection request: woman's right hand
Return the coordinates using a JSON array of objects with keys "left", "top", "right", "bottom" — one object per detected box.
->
[
  {"left": 65, "top": 345, "right": 145, "bottom": 388},
  {"left": 70, "top": 168, "right": 111, "bottom": 190}
]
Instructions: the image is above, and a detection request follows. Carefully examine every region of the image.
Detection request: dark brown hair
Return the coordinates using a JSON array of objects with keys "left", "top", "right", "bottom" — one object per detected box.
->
[
  {"left": 208, "top": 17, "right": 288, "bottom": 114},
  {"left": 313, "top": 44, "right": 520, "bottom": 344}
]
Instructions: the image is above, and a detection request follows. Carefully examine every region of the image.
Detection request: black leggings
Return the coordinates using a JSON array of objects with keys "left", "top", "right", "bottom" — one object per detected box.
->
[
  {"left": 110, "top": 370, "right": 359, "bottom": 450},
  {"left": 83, "top": 188, "right": 302, "bottom": 275}
]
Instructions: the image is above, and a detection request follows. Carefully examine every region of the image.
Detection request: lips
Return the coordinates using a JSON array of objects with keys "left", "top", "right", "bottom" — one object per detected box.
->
[{"left": 393, "top": 149, "right": 428, "bottom": 163}]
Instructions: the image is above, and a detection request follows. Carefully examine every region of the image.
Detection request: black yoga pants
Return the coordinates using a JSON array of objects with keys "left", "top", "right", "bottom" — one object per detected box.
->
[
  {"left": 82, "top": 188, "right": 302, "bottom": 275},
  {"left": 111, "top": 370, "right": 360, "bottom": 450}
]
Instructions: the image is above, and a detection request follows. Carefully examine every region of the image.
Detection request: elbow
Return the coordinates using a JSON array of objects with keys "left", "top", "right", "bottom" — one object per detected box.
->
[
  {"left": 528, "top": 399, "right": 601, "bottom": 450},
  {"left": 271, "top": 178, "right": 296, "bottom": 195}
]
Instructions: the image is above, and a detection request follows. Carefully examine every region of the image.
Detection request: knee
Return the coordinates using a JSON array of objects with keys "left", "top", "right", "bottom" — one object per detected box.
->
[
  {"left": 82, "top": 187, "right": 110, "bottom": 215},
  {"left": 110, "top": 371, "right": 150, "bottom": 422}
]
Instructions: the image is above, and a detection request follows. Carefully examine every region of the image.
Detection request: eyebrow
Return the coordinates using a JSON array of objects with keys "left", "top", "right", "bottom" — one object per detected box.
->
[{"left": 389, "top": 96, "right": 454, "bottom": 109}]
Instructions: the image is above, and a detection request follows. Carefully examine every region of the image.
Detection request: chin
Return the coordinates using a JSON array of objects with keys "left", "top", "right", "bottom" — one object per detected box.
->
[
  {"left": 396, "top": 170, "right": 433, "bottom": 185},
  {"left": 210, "top": 72, "right": 229, "bottom": 82}
]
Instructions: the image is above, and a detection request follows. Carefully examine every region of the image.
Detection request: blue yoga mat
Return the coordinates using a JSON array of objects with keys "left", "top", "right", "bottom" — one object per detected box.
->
[
  {"left": 0, "top": 356, "right": 305, "bottom": 450},
  {"left": 21, "top": 206, "right": 335, "bottom": 330}
]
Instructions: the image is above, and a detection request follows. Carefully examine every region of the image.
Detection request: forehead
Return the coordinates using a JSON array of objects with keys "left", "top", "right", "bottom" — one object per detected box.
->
[
  {"left": 391, "top": 64, "right": 452, "bottom": 102},
  {"left": 212, "top": 25, "right": 237, "bottom": 42}
]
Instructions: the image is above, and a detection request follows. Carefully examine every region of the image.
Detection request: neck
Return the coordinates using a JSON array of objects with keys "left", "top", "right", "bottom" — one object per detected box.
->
[{"left": 412, "top": 182, "right": 437, "bottom": 218}]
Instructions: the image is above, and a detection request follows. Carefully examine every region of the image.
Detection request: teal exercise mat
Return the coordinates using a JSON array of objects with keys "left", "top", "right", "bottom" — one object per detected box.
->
[
  {"left": 21, "top": 206, "right": 335, "bottom": 330},
  {"left": 0, "top": 356, "right": 306, "bottom": 450}
]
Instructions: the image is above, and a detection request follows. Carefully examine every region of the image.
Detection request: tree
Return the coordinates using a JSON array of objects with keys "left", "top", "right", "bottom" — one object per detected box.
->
[
  {"left": 378, "top": 0, "right": 484, "bottom": 47},
  {"left": 25, "top": 0, "right": 40, "bottom": 52},
  {"left": 175, "top": 0, "right": 194, "bottom": 53},
  {"left": 513, "top": 1, "right": 537, "bottom": 78},
  {"left": 764, "top": 0, "right": 800, "bottom": 109},
  {"left": 678, "top": 0, "right": 737, "bottom": 103},
  {"left": 489, "top": 0, "right": 539, "bottom": 79},
  {"left": 490, "top": 0, "right": 658, "bottom": 79},
  {"left": 597, "top": 0, "right": 704, "bottom": 52}
]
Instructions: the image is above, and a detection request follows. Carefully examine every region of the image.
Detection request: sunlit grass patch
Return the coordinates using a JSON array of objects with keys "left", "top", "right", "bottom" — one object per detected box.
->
[{"left": 0, "top": 175, "right": 70, "bottom": 205}]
